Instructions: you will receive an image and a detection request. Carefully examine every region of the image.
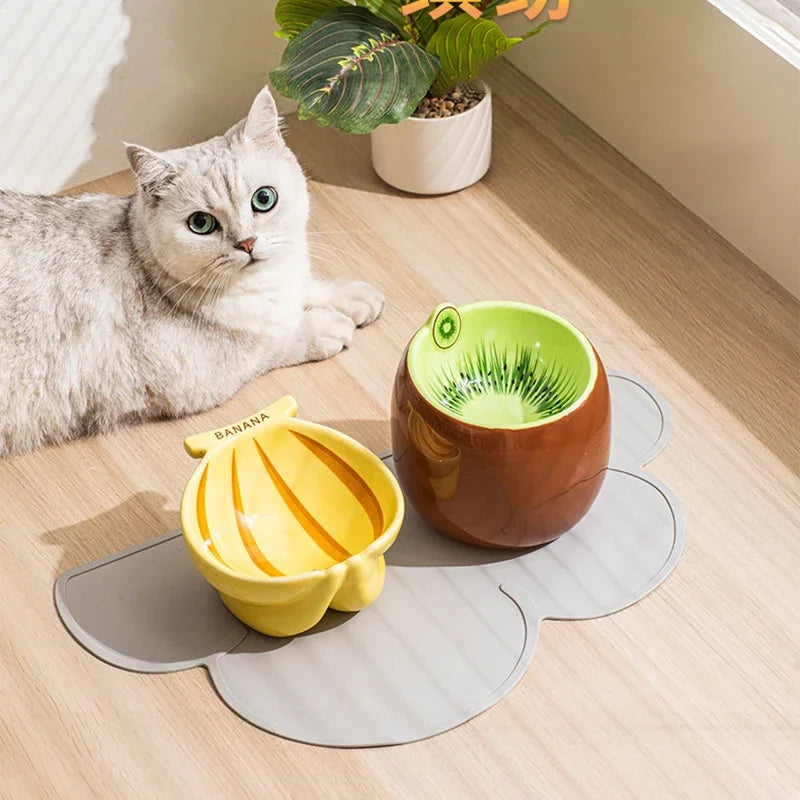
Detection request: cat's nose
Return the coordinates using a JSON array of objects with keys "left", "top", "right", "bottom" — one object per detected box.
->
[{"left": 234, "top": 236, "right": 256, "bottom": 254}]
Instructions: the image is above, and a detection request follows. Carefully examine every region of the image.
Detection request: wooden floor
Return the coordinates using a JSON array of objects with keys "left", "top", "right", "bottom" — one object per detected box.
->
[{"left": 2, "top": 61, "right": 798, "bottom": 798}]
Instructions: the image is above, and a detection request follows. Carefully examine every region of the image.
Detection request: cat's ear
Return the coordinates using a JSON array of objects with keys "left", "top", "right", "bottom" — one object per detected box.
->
[
  {"left": 242, "top": 85, "right": 283, "bottom": 148},
  {"left": 124, "top": 143, "right": 177, "bottom": 196}
]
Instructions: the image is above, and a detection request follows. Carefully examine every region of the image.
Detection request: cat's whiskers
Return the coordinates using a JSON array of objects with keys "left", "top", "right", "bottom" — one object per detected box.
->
[
  {"left": 160, "top": 264, "right": 208, "bottom": 298},
  {"left": 262, "top": 236, "right": 300, "bottom": 252},
  {"left": 159, "top": 253, "right": 227, "bottom": 305},
  {"left": 209, "top": 269, "right": 233, "bottom": 312},
  {"left": 169, "top": 277, "right": 205, "bottom": 315},
  {"left": 167, "top": 269, "right": 214, "bottom": 318},
  {"left": 165, "top": 255, "right": 231, "bottom": 317},
  {"left": 307, "top": 241, "right": 348, "bottom": 256},
  {"left": 306, "top": 242, "right": 348, "bottom": 268},
  {"left": 308, "top": 252, "right": 345, "bottom": 271},
  {"left": 304, "top": 231, "right": 366, "bottom": 266},
  {"left": 305, "top": 236, "right": 353, "bottom": 255},
  {"left": 306, "top": 229, "right": 367, "bottom": 236},
  {"left": 188, "top": 266, "right": 233, "bottom": 337},
  {"left": 187, "top": 269, "right": 221, "bottom": 329}
]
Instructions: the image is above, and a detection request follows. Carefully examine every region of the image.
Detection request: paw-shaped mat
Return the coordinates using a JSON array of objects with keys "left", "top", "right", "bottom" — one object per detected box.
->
[{"left": 56, "top": 372, "right": 683, "bottom": 747}]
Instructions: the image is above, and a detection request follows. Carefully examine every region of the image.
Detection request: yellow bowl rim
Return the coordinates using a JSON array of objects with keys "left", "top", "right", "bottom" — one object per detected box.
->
[{"left": 179, "top": 416, "right": 405, "bottom": 586}]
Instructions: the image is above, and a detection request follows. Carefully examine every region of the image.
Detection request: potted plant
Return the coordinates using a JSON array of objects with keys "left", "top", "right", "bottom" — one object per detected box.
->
[{"left": 270, "top": 0, "right": 547, "bottom": 194}]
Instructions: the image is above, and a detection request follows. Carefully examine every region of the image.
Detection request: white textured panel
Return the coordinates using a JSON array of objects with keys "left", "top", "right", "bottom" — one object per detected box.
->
[
  {"left": 0, "top": 0, "right": 287, "bottom": 192},
  {"left": 0, "top": 1, "right": 127, "bottom": 192}
]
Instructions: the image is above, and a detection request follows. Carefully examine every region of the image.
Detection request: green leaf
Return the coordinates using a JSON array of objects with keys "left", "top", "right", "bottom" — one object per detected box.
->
[
  {"left": 275, "top": 0, "right": 349, "bottom": 40},
  {"left": 477, "top": 0, "right": 508, "bottom": 19},
  {"left": 350, "top": 0, "right": 440, "bottom": 45},
  {"left": 426, "top": 16, "right": 521, "bottom": 93},
  {"left": 269, "top": 7, "right": 439, "bottom": 134},
  {"left": 353, "top": 0, "right": 412, "bottom": 38},
  {"left": 406, "top": 8, "right": 439, "bottom": 46},
  {"left": 478, "top": 0, "right": 552, "bottom": 37},
  {"left": 521, "top": 19, "right": 550, "bottom": 39}
]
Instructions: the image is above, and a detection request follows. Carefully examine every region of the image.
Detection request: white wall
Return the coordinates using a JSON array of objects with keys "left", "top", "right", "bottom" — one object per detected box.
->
[
  {"left": 0, "top": 0, "right": 286, "bottom": 193},
  {"left": 503, "top": 0, "right": 800, "bottom": 297}
]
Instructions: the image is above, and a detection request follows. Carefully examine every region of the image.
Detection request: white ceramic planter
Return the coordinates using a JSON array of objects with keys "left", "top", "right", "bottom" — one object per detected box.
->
[{"left": 370, "top": 83, "right": 492, "bottom": 195}]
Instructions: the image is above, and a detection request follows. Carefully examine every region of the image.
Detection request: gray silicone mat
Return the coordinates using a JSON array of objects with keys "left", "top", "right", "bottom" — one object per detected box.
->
[{"left": 55, "top": 372, "right": 683, "bottom": 747}]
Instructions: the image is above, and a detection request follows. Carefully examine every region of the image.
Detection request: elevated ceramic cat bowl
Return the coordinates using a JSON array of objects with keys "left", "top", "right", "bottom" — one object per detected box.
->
[
  {"left": 391, "top": 301, "right": 611, "bottom": 548},
  {"left": 180, "top": 397, "right": 404, "bottom": 637}
]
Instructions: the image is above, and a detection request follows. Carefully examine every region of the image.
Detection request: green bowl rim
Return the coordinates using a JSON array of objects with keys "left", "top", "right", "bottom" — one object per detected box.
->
[{"left": 406, "top": 300, "right": 599, "bottom": 431}]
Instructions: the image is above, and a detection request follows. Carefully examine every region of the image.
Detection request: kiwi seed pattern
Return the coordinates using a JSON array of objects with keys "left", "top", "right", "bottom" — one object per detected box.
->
[
  {"left": 432, "top": 306, "right": 461, "bottom": 349},
  {"left": 428, "top": 341, "right": 582, "bottom": 422}
]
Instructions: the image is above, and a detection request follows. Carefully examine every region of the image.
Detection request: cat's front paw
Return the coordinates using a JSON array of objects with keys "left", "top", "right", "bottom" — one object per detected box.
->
[
  {"left": 327, "top": 281, "right": 385, "bottom": 328},
  {"left": 304, "top": 308, "right": 356, "bottom": 362}
]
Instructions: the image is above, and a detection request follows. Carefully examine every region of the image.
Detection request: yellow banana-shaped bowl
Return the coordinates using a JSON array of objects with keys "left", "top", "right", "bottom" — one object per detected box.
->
[{"left": 180, "top": 397, "right": 405, "bottom": 637}]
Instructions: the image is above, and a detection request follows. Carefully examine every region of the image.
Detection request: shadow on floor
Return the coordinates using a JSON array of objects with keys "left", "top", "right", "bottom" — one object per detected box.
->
[
  {"left": 41, "top": 491, "right": 178, "bottom": 579},
  {"left": 285, "top": 124, "right": 396, "bottom": 197},
  {"left": 318, "top": 417, "right": 391, "bottom": 455},
  {"left": 286, "top": 121, "right": 468, "bottom": 201}
]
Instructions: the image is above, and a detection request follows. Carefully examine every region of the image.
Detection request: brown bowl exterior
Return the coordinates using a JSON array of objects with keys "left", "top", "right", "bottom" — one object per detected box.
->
[{"left": 391, "top": 346, "right": 611, "bottom": 548}]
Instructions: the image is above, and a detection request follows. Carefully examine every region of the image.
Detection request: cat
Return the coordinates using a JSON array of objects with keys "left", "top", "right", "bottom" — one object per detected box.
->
[{"left": 0, "top": 86, "right": 384, "bottom": 457}]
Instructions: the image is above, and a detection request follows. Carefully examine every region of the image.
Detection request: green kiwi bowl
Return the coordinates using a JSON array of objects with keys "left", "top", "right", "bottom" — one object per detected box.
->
[
  {"left": 391, "top": 301, "right": 611, "bottom": 548},
  {"left": 412, "top": 302, "right": 596, "bottom": 428}
]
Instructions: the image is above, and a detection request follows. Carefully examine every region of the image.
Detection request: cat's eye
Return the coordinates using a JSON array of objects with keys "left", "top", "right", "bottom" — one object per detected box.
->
[
  {"left": 251, "top": 186, "right": 278, "bottom": 213},
  {"left": 187, "top": 211, "right": 218, "bottom": 235}
]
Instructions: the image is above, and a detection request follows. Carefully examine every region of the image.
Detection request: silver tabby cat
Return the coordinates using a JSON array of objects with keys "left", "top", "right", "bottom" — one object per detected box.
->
[{"left": 0, "top": 86, "right": 384, "bottom": 457}]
